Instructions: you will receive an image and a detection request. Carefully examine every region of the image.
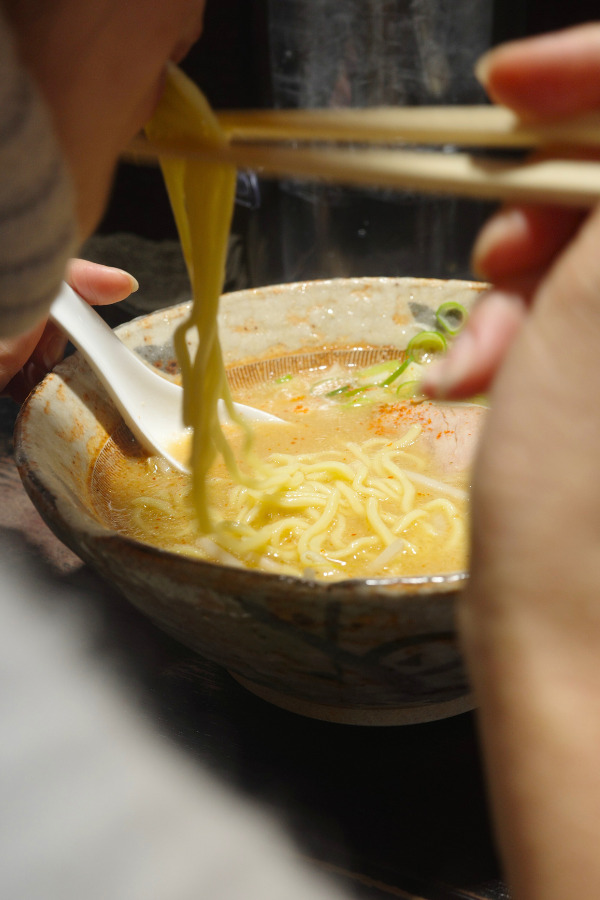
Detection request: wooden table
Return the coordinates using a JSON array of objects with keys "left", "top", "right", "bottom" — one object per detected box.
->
[{"left": 0, "top": 395, "right": 508, "bottom": 900}]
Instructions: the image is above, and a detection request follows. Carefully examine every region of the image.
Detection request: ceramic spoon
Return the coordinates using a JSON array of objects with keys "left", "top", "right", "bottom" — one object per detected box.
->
[{"left": 49, "top": 282, "right": 284, "bottom": 474}]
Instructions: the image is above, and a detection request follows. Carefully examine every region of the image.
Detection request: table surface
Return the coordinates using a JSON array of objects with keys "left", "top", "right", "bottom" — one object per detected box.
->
[{"left": 0, "top": 395, "right": 509, "bottom": 900}]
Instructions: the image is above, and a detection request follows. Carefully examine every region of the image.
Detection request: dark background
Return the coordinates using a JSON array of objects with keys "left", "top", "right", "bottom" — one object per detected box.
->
[{"left": 96, "top": 0, "right": 600, "bottom": 288}]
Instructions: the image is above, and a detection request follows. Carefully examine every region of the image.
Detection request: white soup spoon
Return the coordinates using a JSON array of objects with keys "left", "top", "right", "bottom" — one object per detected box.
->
[{"left": 49, "top": 282, "right": 283, "bottom": 473}]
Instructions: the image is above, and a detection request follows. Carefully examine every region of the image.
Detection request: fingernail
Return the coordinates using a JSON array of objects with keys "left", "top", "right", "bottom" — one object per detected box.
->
[
  {"left": 115, "top": 269, "right": 139, "bottom": 293},
  {"left": 421, "top": 330, "right": 476, "bottom": 399},
  {"left": 42, "top": 332, "right": 68, "bottom": 370},
  {"left": 474, "top": 50, "right": 492, "bottom": 88},
  {"left": 94, "top": 265, "right": 139, "bottom": 293}
]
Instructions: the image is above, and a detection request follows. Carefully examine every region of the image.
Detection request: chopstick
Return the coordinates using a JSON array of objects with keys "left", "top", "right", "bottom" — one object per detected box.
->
[
  {"left": 125, "top": 105, "right": 600, "bottom": 208},
  {"left": 215, "top": 105, "right": 600, "bottom": 149}
]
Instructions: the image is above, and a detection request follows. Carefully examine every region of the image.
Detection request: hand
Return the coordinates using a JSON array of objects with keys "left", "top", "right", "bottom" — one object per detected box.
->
[
  {"left": 422, "top": 23, "right": 600, "bottom": 400},
  {"left": 421, "top": 24, "right": 600, "bottom": 899},
  {"left": 3, "top": 0, "right": 207, "bottom": 237},
  {"left": 1, "top": 259, "right": 138, "bottom": 402}
]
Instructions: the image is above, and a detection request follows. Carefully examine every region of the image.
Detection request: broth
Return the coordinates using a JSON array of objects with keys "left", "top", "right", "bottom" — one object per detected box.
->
[{"left": 91, "top": 355, "right": 485, "bottom": 581}]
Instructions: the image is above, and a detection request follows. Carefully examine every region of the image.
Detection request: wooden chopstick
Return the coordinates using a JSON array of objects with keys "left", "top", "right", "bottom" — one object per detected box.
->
[
  {"left": 214, "top": 105, "right": 600, "bottom": 149},
  {"left": 125, "top": 132, "right": 600, "bottom": 208}
]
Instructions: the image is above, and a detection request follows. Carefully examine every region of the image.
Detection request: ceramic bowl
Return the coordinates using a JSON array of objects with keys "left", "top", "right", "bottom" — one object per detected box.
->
[{"left": 15, "top": 277, "right": 487, "bottom": 725}]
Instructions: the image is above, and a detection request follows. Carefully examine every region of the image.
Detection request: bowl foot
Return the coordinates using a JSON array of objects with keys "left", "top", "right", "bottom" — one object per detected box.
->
[{"left": 230, "top": 673, "right": 475, "bottom": 726}]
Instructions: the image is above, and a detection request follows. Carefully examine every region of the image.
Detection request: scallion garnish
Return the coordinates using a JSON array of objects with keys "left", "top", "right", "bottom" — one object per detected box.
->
[
  {"left": 344, "top": 386, "right": 373, "bottom": 398},
  {"left": 382, "top": 357, "right": 412, "bottom": 386},
  {"left": 359, "top": 359, "right": 403, "bottom": 379},
  {"left": 406, "top": 330, "right": 447, "bottom": 365},
  {"left": 435, "top": 301, "right": 467, "bottom": 335},
  {"left": 326, "top": 384, "right": 352, "bottom": 398},
  {"left": 395, "top": 380, "right": 424, "bottom": 400}
]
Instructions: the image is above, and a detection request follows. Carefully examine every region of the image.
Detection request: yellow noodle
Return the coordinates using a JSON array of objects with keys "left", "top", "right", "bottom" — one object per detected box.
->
[
  {"left": 423, "top": 498, "right": 459, "bottom": 516},
  {"left": 331, "top": 537, "right": 380, "bottom": 559},
  {"left": 392, "top": 424, "right": 421, "bottom": 447},
  {"left": 380, "top": 455, "right": 417, "bottom": 512},
  {"left": 366, "top": 497, "right": 395, "bottom": 546},
  {"left": 352, "top": 469, "right": 390, "bottom": 500},
  {"left": 140, "top": 67, "right": 471, "bottom": 580},
  {"left": 297, "top": 491, "right": 340, "bottom": 561},
  {"left": 109, "top": 419, "right": 469, "bottom": 578},
  {"left": 347, "top": 443, "right": 372, "bottom": 467},
  {"left": 393, "top": 508, "right": 429, "bottom": 534},
  {"left": 335, "top": 481, "right": 365, "bottom": 515},
  {"left": 329, "top": 514, "right": 347, "bottom": 547},
  {"left": 146, "top": 64, "right": 242, "bottom": 532},
  {"left": 402, "top": 470, "right": 468, "bottom": 501}
]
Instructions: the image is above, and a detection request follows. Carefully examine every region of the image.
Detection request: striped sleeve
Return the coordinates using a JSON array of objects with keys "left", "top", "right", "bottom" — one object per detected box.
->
[{"left": 0, "top": 10, "right": 78, "bottom": 338}]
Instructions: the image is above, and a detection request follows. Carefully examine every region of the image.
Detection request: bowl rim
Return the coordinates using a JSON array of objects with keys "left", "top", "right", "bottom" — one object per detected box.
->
[{"left": 15, "top": 275, "right": 483, "bottom": 594}]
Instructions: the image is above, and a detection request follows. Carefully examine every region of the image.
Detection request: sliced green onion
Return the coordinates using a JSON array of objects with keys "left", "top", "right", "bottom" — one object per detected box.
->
[
  {"left": 344, "top": 386, "right": 373, "bottom": 398},
  {"left": 435, "top": 301, "right": 467, "bottom": 335},
  {"left": 359, "top": 359, "right": 403, "bottom": 380},
  {"left": 341, "top": 394, "right": 376, "bottom": 408},
  {"left": 381, "top": 357, "right": 412, "bottom": 386},
  {"left": 275, "top": 373, "right": 294, "bottom": 383},
  {"left": 406, "top": 330, "right": 447, "bottom": 365},
  {"left": 395, "top": 380, "right": 425, "bottom": 400},
  {"left": 326, "top": 384, "right": 353, "bottom": 398},
  {"left": 338, "top": 385, "right": 380, "bottom": 407},
  {"left": 310, "top": 377, "right": 349, "bottom": 395},
  {"left": 329, "top": 384, "right": 384, "bottom": 401}
]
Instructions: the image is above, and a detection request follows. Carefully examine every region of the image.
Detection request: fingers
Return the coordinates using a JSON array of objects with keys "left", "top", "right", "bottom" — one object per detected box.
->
[
  {"left": 33, "top": 261, "right": 139, "bottom": 385},
  {"left": 475, "top": 21, "right": 600, "bottom": 276},
  {"left": 432, "top": 18, "right": 600, "bottom": 402},
  {"left": 0, "top": 321, "right": 46, "bottom": 400},
  {"left": 476, "top": 23, "right": 600, "bottom": 119},
  {"left": 1, "top": 320, "right": 68, "bottom": 402},
  {"left": 425, "top": 200, "right": 585, "bottom": 398},
  {"left": 66, "top": 259, "right": 139, "bottom": 306},
  {"left": 1, "top": 260, "right": 139, "bottom": 402},
  {"left": 472, "top": 204, "right": 585, "bottom": 283},
  {"left": 456, "top": 192, "right": 589, "bottom": 400},
  {"left": 424, "top": 200, "right": 600, "bottom": 400}
]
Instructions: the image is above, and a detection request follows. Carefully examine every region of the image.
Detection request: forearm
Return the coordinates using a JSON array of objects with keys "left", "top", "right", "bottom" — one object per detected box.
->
[
  {"left": 0, "top": 4, "right": 76, "bottom": 339},
  {"left": 461, "top": 567, "right": 600, "bottom": 900},
  {"left": 461, "top": 323, "right": 600, "bottom": 899}
]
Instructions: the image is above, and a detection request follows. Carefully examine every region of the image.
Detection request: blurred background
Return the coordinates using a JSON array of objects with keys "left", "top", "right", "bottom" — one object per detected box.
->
[{"left": 85, "top": 0, "right": 599, "bottom": 319}]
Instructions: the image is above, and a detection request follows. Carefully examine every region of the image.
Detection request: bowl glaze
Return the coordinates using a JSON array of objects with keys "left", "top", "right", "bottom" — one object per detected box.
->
[{"left": 15, "top": 277, "right": 486, "bottom": 725}]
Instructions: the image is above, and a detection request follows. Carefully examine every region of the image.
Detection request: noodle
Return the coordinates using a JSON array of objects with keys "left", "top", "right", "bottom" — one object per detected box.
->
[
  {"left": 145, "top": 64, "right": 244, "bottom": 531},
  {"left": 92, "top": 387, "right": 477, "bottom": 579},
  {"left": 130, "top": 67, "right": 483, "bottom": 580}
]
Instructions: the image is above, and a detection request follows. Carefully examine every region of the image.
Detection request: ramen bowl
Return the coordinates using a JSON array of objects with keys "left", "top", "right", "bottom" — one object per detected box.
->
[{"left": 15, "top": 277, "right": 486, "bottom": 725}]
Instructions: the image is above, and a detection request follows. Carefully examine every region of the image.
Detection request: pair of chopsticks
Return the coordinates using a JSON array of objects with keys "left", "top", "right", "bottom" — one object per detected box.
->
[{"left": 126, "top": 105, "right": 600, "bottom": 208}]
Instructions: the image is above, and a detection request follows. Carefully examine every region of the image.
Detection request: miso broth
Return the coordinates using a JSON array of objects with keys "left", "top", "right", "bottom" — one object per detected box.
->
[{"left": 91, "top": 354, "right": 485, "bottom": 581}]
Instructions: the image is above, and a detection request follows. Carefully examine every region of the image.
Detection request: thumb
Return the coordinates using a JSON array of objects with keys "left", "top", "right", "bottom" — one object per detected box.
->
[{"left": 65, "top": 259, "right": 139, "bottom": 306}]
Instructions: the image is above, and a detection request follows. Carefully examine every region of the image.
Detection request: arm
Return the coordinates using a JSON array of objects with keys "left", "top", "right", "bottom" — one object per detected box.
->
[
  {"left": 0, "top": 0, "right": 206, "bottom": 397},
  {"left": 464, "top": 200, "right": 600, "bottom": 900},
  {"left": 2, "top": 0, "right": 206, "bottom": 237},
  {"left": 425, "top": 24, "right": 600, "bottom": 899}
]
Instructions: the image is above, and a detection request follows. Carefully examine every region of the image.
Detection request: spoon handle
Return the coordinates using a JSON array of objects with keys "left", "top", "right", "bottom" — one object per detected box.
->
[
  {"left": 49, "top": 283, "right": 186, "bottom": 457},
  {"left": 48, "top": 284, "right": 284, "bottom": 473},
  {"left": 49, "top": 283, "right": 165, "bottom": 393}
]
